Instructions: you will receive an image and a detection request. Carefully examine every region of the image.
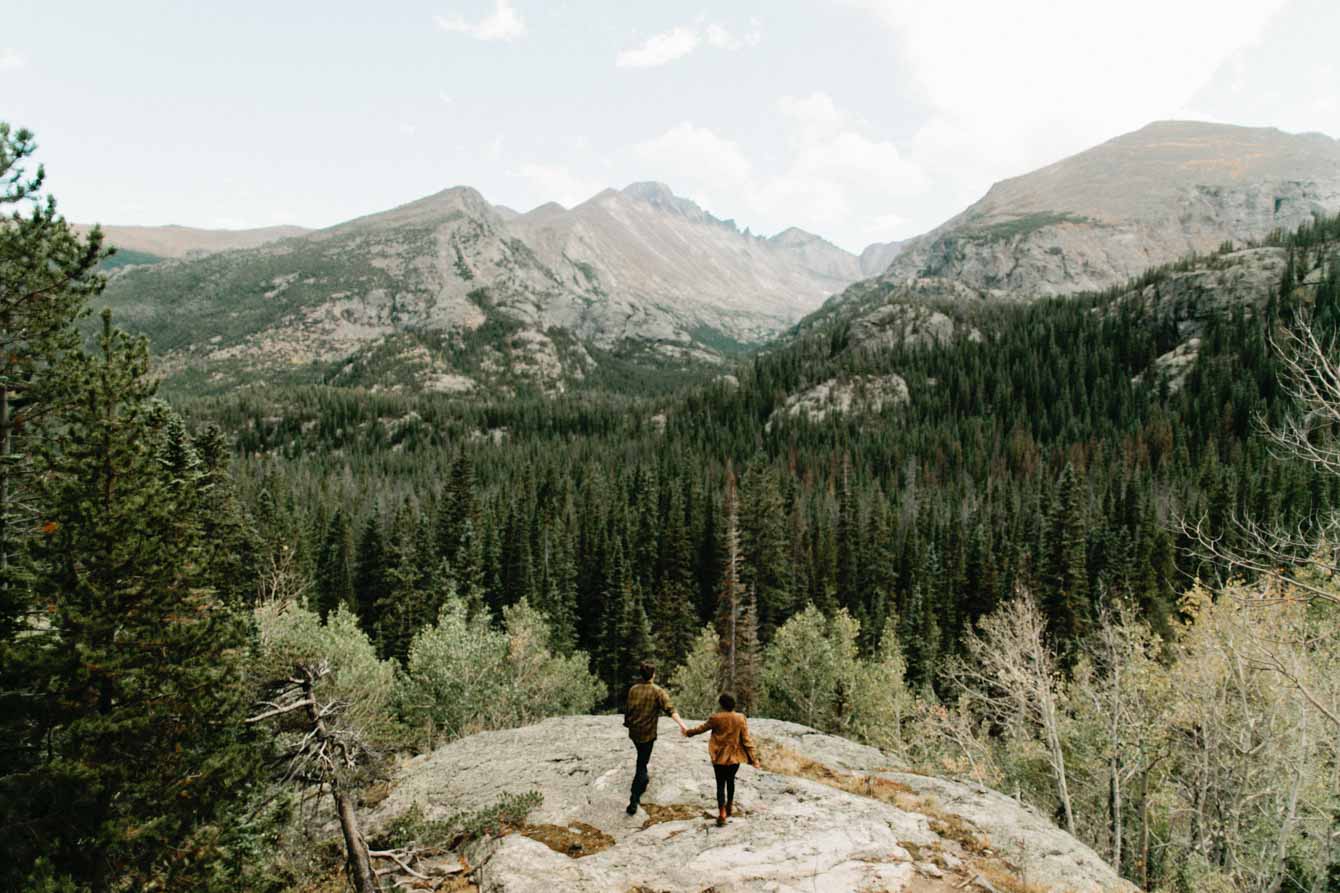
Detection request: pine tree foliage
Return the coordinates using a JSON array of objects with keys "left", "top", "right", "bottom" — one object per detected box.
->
[
  {"left": 0, "top": 123, "right": 105, "bottom": 631},
  {"left": 4, "top": 315, "right": 261, "bottom": 891}
]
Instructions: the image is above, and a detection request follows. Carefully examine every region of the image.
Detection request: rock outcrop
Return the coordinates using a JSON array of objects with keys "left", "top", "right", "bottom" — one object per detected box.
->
[
  {"left": 766, "top": 374, "right": 910, "bottom": 430},
  {"left": 845, "top": 303, "right": 983, "bottom": 355},
  {"left": 373, "top": 715, "right": 1134, "bottom": 893}
]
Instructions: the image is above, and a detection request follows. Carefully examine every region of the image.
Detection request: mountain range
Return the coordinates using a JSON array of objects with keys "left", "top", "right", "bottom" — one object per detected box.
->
[
  {"left": 93, "top": 182, "right": 891, "bottom": 395},
  {"left": 88, "top": 120, "right": 1340, "bottom": 397}
]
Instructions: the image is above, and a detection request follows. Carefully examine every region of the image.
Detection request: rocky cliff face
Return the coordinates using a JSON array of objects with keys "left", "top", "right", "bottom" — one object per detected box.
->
[
  {"left": 859, "top": 239, "right": 907, "bottom": 277},
  {"left": 96, "top": 183, "right": 868, "bottom": 395},
  {"left": 371, "top": 716, "right": 1134, "bottom": 893},
  {"left": 508, "top": 184, "right": 864, "bottom": 343},
  {"left": 877, "top": 121, "right": 1340, "bottom": 301}
]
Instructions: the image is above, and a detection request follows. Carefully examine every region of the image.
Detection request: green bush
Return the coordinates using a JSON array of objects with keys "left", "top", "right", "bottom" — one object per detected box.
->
[{"left": 397, "top": 598, "right": 603, "bottom": 746}]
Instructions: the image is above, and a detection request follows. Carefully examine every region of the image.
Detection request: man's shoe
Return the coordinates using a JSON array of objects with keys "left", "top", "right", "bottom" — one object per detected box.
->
[{"left": 626, "top": 802, "right": 638, "bottom": 816}]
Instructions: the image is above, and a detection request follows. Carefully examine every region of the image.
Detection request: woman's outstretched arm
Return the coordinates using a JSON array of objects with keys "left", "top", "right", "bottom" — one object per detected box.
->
[{"left": 685, "top": 716, "right": 715, "bottom": 737}]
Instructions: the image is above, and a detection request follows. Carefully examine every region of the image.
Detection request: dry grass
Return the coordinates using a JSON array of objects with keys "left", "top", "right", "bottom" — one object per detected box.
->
[
  {"left": 753, "top": 737, "right": 1063, "bottom": 893},
  {"left": 639, "top": 801, "right": 715, "bottom": 829},
  {"left": 755, "top": 738, "right": 922, "bottom": 814},
  {"left": 972, "top": 860, "right": 1052, "bottom": 893},
  {"left": 518, "top": 821, "right": 616, "bottom": 858}
]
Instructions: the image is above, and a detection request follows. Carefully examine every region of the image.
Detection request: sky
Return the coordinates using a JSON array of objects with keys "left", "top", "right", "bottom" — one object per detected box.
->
[{"left": 4, "top": 0, "right": 1338, "bottom": 253}]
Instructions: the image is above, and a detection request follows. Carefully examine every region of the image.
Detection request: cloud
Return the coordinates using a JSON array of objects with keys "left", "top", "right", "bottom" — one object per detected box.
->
[
  {"left": 848, "top": 0, "right": 1289, "bottom": 201},
  {"left": 777, "top": 92, "right": 854, "bottom": 141},
  {"left": 435, "top": 0, "right": 525, "bottom": 42},
  {"left": 759, "top": 92, "right": 927, "bottom": 236},
  {"left": 0, "top": 49, "right": 25, "bottom": 71},
  {"left": 633, "top": 122, "right": 753, "bottom": 186},
  {"left": 616, "top": 20, "right": 760, "bottom": 68},
  {"left": 439, "top": 92, "right": 454, "bottom": 105},
  {"left": 398, "top": 123, "right": 418, "bottom": 136},
  {"left": 514, "top": 162, "right": 602, "bottom": 208},
  {"left": 628, "top": 98, "right": 925, "bottom": 250},
  {"left": 705, "top": 22, "right": 761, "bottom": 51},
  {"left": 616, "top": 27, "right": 700, "bottom": 69}
]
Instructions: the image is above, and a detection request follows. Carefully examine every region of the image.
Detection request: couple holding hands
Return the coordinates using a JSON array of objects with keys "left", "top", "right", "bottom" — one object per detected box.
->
[{"left": 623, "top": 661, "right": 760, "bottom": 828}]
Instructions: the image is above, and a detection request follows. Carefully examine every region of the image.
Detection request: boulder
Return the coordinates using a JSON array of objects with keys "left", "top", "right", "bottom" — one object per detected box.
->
[{"left": 371, "top": 715, "right": 1136, "bottom": 893}]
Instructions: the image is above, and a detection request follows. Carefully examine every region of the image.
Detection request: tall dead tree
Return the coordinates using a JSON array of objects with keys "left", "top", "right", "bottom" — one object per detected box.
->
[
  {"left": 950, "top": 588, "right": 1076, "bottom": 835},
  {"left": 715, "top": 463, "right": 759, "bottom": 709}
]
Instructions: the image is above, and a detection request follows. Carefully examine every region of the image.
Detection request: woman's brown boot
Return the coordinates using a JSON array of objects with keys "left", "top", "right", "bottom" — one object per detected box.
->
[
  {"left": 716, "top": 806, "right": 727, "bottom": 827},
  {"left": 726, "top": 800, "right": 734, "bottom": 818}
]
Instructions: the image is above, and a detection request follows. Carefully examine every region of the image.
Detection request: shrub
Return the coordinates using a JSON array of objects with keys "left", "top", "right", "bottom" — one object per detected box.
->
[{"left": 397, "top": 598, "right": 603, "bottom": 746}]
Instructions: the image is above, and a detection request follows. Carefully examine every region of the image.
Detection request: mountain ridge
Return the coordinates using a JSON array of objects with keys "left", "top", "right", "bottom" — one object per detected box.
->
[
  {"left": 72, "top": 222, "right": 311, "bottom": 261},
  {"left": 863, "top": 120, "right": 1340, "bottom": 302},
  {"left": 95, "top": 180, "right": 872, "bottom": 396}
]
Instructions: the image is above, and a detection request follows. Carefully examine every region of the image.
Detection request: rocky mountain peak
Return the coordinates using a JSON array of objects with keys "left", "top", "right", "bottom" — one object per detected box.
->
[
  {"left": 621, "top": 180, "right": 684, "bottom": 207},
  {"left": 768, "top": 225, "right": 827, "bottom": 247},
  {"left": 861, "top": 119, "right": 1340, "bottom": 302},
  {"left": 336, "top": 185, "right": 498, "bottom": 231},
  {"left": 617, "top": 181, "right": 723, "bottom": 226}
]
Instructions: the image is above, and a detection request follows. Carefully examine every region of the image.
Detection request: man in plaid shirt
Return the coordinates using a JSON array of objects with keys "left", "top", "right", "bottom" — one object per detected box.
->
[{"left": 623, "top": 661, "right": 688, "bottom": 815}]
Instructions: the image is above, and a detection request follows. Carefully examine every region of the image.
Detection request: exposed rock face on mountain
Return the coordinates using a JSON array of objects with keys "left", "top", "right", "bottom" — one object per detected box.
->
[
  {"left": 371, "top": 715, "right": 1134, "bottom": 893},
  {"left": 97, "top": 183, "right": 866, "bottom": 395},
  {"left": 859, "top": 239, "right": 907, "bottom": 277},
  {"left": 1118, "top": 241, "right": 1333, "bottom": 391},
  {"left": 877, "top": 121, "right": 1340, "bottom": 301},
  {"left": 845, "top": 302, "right": 984, "bottom": 355},
  {"left": 767, "top": 374, "right": 910, "bottom": 430},
  {"left": 508, "top": 183, "right": 863, "bottom": 341},
  {"left": 73, "top": 222, "right": 310, "bottom": 260}
]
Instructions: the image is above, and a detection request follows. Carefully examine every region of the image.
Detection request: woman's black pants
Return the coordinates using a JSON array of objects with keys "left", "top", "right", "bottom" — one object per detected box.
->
[{"left": 713, "top": 762, "right": 739, "bottom": 809}]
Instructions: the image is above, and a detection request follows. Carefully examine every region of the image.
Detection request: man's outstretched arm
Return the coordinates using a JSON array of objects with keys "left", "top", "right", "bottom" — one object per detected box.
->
[{"left": 658, "top": 688, "right": 688, "bottom": 734}]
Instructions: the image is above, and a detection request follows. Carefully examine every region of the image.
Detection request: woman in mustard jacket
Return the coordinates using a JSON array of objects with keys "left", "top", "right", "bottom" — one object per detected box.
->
[{"left": 684, "top": 693, "right": 761, "bottom": 827}]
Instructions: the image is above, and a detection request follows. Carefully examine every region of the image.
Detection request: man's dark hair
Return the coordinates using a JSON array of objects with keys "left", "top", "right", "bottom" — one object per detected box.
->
[
  {"left": 718, "top": 692, "right": 736, "bottom": 711},
  {"left": 639, "top": 661, "right": 656, "bottom": 682}
]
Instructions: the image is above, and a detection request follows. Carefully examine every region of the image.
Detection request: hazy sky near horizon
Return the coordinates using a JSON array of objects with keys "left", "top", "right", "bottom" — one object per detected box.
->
[{"left": 5, "top": 0, "right": 1338, "bottom": 252}]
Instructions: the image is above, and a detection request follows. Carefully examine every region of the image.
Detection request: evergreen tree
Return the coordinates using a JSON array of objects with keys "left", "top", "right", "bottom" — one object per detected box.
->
[
  {"left": 0, "top": 124, "right": 105, "bottom": 635},
  {"left": 652, "top": 484, "right": 699, "bottom": 668},
  {"left": 7, "top": 315, "right": 261, "bottom": 891},
  {"left": 191, "top": 425, "right": 261, "bottom": 605},
  {"left": 1043, "top": 463, "right": 1091, "bottom": 651},
  {"left": 596, "top": 536, "right": 633, "bottom": 697},
  {"left": 741, "top": 459, "right": 793, "bottom": 641},
  {"left": 315, "top": 509, "right": 355, "bottom": 619},
  {"left": 352, "top": 512, "right": 388, "bottom": 628}
]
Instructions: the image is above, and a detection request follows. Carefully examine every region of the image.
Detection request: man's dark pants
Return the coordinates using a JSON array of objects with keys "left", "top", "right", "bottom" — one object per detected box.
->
[{"left": 629, "top": 739, "right": 655, "bottom": 808}]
